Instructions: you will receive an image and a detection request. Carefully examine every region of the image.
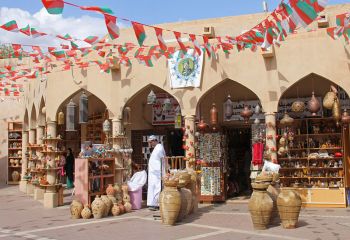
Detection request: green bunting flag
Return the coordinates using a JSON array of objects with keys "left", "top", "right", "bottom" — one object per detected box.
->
[
  {"left": 41, "top": 0, "right": 64, "bottom": 15},
  {"left": 84, "top": 36, "right": 99, "bottom": 45},
  {"left": 80, "top": 6, "right": 114, "bottom": 15},
  {"left": 132, "top": 22, "right": 146, "bottom": 46},
  {"left": 0, "top": 20, "right": 19, "bottom": 32},
  {"left": 20, "top": 25, "right": 31, "bottom": 36}
]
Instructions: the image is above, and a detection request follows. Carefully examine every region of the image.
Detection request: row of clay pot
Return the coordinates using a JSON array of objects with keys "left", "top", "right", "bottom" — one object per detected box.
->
[
  {"left": 248, "top": 179, "right": 302, "bottom": 230},
  {"left": 70, "top": 195, "right": 132, "bottom": 219},
  {"left": 160, "top": 171, "right": 198, "bottom": 226}
]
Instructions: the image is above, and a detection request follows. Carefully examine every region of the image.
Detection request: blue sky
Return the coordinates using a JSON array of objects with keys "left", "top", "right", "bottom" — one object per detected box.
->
[{"left": 1, "top": 0, "right": 349, "bottom": 25}]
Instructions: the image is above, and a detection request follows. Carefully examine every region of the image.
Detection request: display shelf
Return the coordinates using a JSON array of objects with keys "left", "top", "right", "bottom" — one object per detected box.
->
[{"left": 7, "top": 121, "right": 22, "bottom": 184}]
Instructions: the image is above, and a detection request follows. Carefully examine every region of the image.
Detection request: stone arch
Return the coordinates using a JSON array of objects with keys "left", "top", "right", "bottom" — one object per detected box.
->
[
  {"left": 37, "top": 97, "right": 46, "bottom": 127},
  {"left": 23, "top": 109, "right": 29, "bottom": 131},
  {"left": 196, "top": 78, "right": 263, "bottom": 123},
  {"left": 29, "top": 104, "right": 37, "bottom": 130},
  {"left": 277, "top": 73, "right": 350, "bottom": 113}
]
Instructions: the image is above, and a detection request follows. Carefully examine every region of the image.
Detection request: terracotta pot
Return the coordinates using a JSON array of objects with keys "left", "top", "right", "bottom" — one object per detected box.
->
[
  {"left": 124, "top": 202, "right": 132, "bottom": 213},
  {"left": 111, "top": 203, "right": 120, "bottom": 216},
  {"left": 307, "top": 92, "right": 320, "bottom": 116},
  {"left": 248, "top": 183, "right": 273, "bottom": 230},
  {"left": 277, "top": 190, "right": 302, "bottom": 229},
  {"left": 177, "top": 188, "right": 192, "bottom": 222},
  {"left": 11, "top": 171, "right": 20, "bottom": 182},
  {"left": 106, "top": 184, "right": 116, "bottom": 196},
  {"left": 81, "top": 204, "right": 92, "bottom": 219},
  {"left": 101, "top": 195, "right": 113, "bottom": 216},
  {"left": 70, "top": 200, "right": 83, "bottom": 219},
  {"left": 160, "top": 185, "right": 181, "bottom": 226},
  {"left": 91, "top": 195, "right": 106, "bottom": 219},
  {"left": 210, "top": 103, "right": 218, "bottom": 125}
]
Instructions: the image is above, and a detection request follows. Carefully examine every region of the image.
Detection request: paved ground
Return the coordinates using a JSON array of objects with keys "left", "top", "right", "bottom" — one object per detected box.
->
[{"left": 0, "top": 185, "right": 349, "bottom": 240}]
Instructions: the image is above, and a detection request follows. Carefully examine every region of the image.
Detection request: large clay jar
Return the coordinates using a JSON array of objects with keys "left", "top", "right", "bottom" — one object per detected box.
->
[
  {"left": 70, "top": 200, "right": 83, "bottom": 219},
  {"left": 11, "top": 171, "right": 20, "bottom": 182},
  {"left": 124, "top": 202, "right": 132, "bottom": 213},
  {"left": 81, "top": 204, "right": 92, "bottom": 219},
  {"left": 91, "top": 195, "right": 106, "bottom": 219},
  {"left": 267, "top": 181, "right": 281, "bottom": 225},
  {"left": 188, "top": 171, "right": 198, "bottom": 214},
  {"left": 101, "top": 195, "right": 113, "bottom": 216},
  {"left": 248, "top": 182, "right": 273, "bottom": 230},
  {"left": 107, "top": 195, "right": 117, "bottom": 204},
  {"left": 111, "top": 203, "right": 120, "bottom": 216},
  {"left": 159, "top": 180, "right": 181, "bottom": 226},
  {"left": 177, "top": 187, "right": 192, "bottom": 222},
  {"left": 177, "top": 171, "right": 191, "bottom": 188},
  {"left": 106, "top": 184, "right": 116, "bottom": 196},
  {"left": 277, "top": 190, "right": 302, "bottom": 229}
]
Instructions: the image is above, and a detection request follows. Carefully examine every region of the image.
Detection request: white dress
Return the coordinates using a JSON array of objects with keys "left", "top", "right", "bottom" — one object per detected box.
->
[{"left": 147, "top": 143, "right": 165, "bottom": 207}]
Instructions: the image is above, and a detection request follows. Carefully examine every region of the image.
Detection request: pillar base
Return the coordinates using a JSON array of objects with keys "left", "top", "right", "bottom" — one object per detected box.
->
[
  {"left": 34, "top": 186, "right": 45, "bottom": 200},
  {"left": 26, "top": 183, "right": 34, "bottom": 195},
  {"left": 19, "top": 180, "right": 28, "bottom": 193},
  {"left": 43, "top": 192, "right": 58, "bottom": 208}
]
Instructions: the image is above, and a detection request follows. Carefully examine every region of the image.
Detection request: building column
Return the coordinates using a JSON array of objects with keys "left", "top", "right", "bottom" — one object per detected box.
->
[
  {"left": 184, "top": 115, "right": 196, "bottom": 170},
  {"left": 44, "top": 121, "right": 58, "bottom": 208},
  {"left": 28, "top": 129, "right": 36, "bottom": 145},
  {"left": 112, "top": 118, "right": 123, "bottom": 149},
  {"left": 265, "top": 113, "right": 277, "bottom": 163},
  {"left": 19, "top": 131, "right": 29, "bottom": 193},
  {"left": 36, "top": 126, "right": 45, "bottom": 145}
]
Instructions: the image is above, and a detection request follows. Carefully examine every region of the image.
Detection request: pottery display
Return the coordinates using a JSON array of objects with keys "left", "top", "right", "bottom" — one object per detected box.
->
[
  {"left": 81, "top": 204, "right": 92, "bottom": 219},
  {"left": 277, "top": 190, "right": 302, "bottom": 229},
  {"left": 111, "top": 203, "right": 121, "bottom": 216},
  {"left": 291, "top": 100, "right": 305, "bottom": 112},
  {"left": 91, "top": 195, "right": 106, "bottom": 219},
  {"left": 124, "top": 202, "right": 132, "bottom": 213},
  {"left": 70, "top": 200, "right": 83, "bottom": 219},
  {"left": 160, "top": 180, "right": 181, "bottom": 226},
  {"left": 248, "top": 182, "right": 273, "bottom": 230},
  {"left": 307, "top": 92, "right": 320, "bottom": 116},
  {"left": 101, "top": 195, "right": 113, "bottom": 216},
  {"left": 11, "top": 171, "right": 20, "bottom": 182},
  {"left": 177, "top": 187, "right": 192, "bottom": 222},
  {"left": 106, "top": 184, "right": 116, "bottom": 196}
]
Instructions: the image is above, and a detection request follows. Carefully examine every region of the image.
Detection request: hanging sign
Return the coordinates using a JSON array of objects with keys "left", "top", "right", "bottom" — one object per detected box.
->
[
  {"left": 168, "top": 49, "right": 203, "bottom": 88},
  {"left": 152, "top": 93, "right": 179, "bottom": 125}
]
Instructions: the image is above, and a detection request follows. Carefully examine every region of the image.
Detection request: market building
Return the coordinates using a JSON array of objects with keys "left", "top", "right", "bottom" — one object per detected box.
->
[{"left": 2, "top": 3, "right": 350, "bottom": 209}]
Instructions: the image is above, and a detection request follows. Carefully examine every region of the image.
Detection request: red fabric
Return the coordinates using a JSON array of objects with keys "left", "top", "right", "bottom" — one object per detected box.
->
[{"left": 252, "top": 142, "right": 264, "bottom": 165}]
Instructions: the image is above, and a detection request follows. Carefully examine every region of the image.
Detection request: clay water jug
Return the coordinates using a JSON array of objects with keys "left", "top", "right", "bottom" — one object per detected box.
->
[
  {"left": 124, "top": 202, "right": 132, "bottom": 213},
  {"left": 277, "top": 190, "right": 302, "bottom": 229},
  {"left": 70, "top": 200, "right": 83, "bottom": 219},
  {"left": 177, "top": 187, "right": 192, "bottom": 221},
  {"left": 101, "top": 195, "right": 113, "bottom": 216},
  {"left": 81, "top": 204, "right": 92, "bottom": 219},
  {"left": 11, "top": 171, "right": 20, "bottom": 182},
  {"left": 111, "top": 203, "right": 121, "bottom": 216},
  {"left": 91, "top": 195, "right": 106, "bottom": 219},
  {"left": 106, "top": 184, "right": 116, "bottom": 196},
  {"left": 160, "top": 180, "right": 181, "bottom": 226}
]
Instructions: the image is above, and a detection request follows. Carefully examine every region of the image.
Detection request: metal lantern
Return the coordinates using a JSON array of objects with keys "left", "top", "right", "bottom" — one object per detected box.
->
[
  {"left": 41, "top": 107, "right": 46, "bottom": 114},
  {"left": 147, "top": 90, "right": 156, "bottom": 105},
  {"left": 307, "top": 92, "right": 320, "bottom": 116},
  {"left": 224, "top": 94, "right": 233, "bottom": 118},
  {"left": 103, "top": 119, "right": 111, "bottom": 133},
  {"left": 79, "top": 91, "right": 88, "bottom": 123},
  {"left": 163, "top": 97, "right": 172, "bottom": 111},
  {"left": 174, "top": 106, "right": 182, "bottom": 129},
  {"left": 210, "top": 103, "right": 218, "bottom": 125},
  {"left": 123, "top": 106, "right": 132, "bottom": 125},
  {"left": 240, "top": 105, "right": 253, "bottom": 123},
  {"left": 280, "top": 112, "right": 294, "bottom": 126},
  {"left": 57, "top": 110, "right": 65, "bottom": 125},
  {"left": 66, "top": 99, "right": 76, "bottom": 131}
]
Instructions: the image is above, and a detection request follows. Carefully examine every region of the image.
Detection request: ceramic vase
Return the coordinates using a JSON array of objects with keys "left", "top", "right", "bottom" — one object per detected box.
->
[
  {"left": 177, "top": 187, "right": 192, "bottom": 222},
  {"left": 111, "top": 203, "right": 121, "bottom": 216},
  {"left": 81, "top": 204, "right": 92, "bottom": 219},
  {"left": 124, "top": 202, "right": 132, "bottom": 213},
  {"left": 267, "top": 182, "right": 281, "bottom": 225},
  {"left": 277, "top": 190, "right": 302, "bottom": 229},
  {"left": 248, "top": 182, "right": 273, "bottom": 230},
  {"left": 106, "top": 184, "right": 116, "bottom": 196},
  {"left": 160, "top": 180, "right": 181, "bottom": 226},
  {"left": 118, "top": 203, "right": 125, "bottom": 214},
  {"left": 91, "top": 195, "right": 106, "bottom": 219},
  {"left": 11, "top": 171, "right": 20, "bottom": 182},
  {"left": 70, "top": 200, "right": 83, "bottom": 219},
  {"left": 101, "top": 195, "right": 113, "bottom": 217}
]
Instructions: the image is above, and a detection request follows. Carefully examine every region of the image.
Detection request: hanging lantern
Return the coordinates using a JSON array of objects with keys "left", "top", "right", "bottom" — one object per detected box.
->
[
  {"left": 280, "top": 112, "right": 294, "bottom": 126},
  {"left": 291, "top": 100, "right": 305, "bottom": 112},
  {"left": 163, "top": 97, "right": 172, "bottom": 111},
  {"left": 224, "top": 94, "right": 233, "bottom": 119},
  {"left": 240, "top": 105, "right": 253, "bottom": 123},
  {"left": 103, "top": 119, "right": 111, "bottom": 133},
  {"left": 341, "top": 109, "right": 350, "bottom": 124},
  {"left": 57, "top": 110, "right": 65, "bottom": 125},
  {"left": 307, "top": 92, "right": 320, "bottom": 116},
  {"left": 254, "top": 104, "right": 261, "bottom": 124},
  {"left": 197, "top": 118, "right": 208, "bottom": 131},
  {"left": 123, "top": 106, "right": 132, "bottom": 125},
  {"left": 210, "top": 103, "right": 218, "bottom": 125},
  {"left": 147, "top": 90, "right": 156, "bottom": 105},
  {"left": 174, "top": 106, "right": 182, "bottom": 129},
  {"left": 79, "top": 91, "right": 88, "bottom": 123},
  {"left": 66, "top": 99, "right": 76, "bottom": 131},
  {"left": 332, "top": 98, "right": 341, "bottom": 125}
]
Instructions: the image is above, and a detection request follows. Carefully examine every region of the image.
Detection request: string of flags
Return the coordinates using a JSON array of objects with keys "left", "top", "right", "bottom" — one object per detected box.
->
[
  {"left": 326, "top": 12, "right": 350, "bottom": 43},
  {"left": 0, "top": 0, "right": 330, "bottom": 87}
]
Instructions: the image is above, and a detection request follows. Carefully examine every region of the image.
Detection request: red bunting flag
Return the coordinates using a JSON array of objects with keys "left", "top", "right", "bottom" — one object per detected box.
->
[
  {"left": 20, "top": 25, "right": 31, "bottom": 36},
  {"left": 289, "top": 0, "right": 318, "bottom": 27},
  {"left": 80, "top": 6, "right": 114, "bottom": 15},
  {"left": 1, "top": 20, "right": 19, "bottom": 32},
  {"left": 189, "top": 34, "right": 202, "bottom": 56},
  {"left": 174, "top": 31, "right": 187, "bottom": 53},
  {"left": 41, "top": 0, "right": 64, "bottom": 14},
  {"left": 154, "top": 27, "right": 167, "bottom": 51},
  {"left": 61, "top": 44, "right": 69, "bottom": 49},
  {"left": 84, "top": 36, "right": 99, "bottom": 45},
  {"left": 203, "top": 36, "right": 213, "bottom": 57},
  {"left": 31, "top": 28, "right": 47, "bottom": 38},
  {"left": 57, "top": 33, "right": 72, "bottom": 41},
  {"left": 336, "top": 13, "right": 350, "bottom": 26},
  {"left": 132, "top": 22, "right": 146, "bottom": 46},
  {"left": 104, "top": 15, "right": 119, "bottom": 40}
]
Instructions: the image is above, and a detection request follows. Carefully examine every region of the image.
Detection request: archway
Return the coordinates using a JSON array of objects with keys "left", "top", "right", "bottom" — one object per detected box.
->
[
  {"left": 124, "top": 84, "right": 184, "bottom": 172},
  {"left": 37, "top": 97, "right": 46, "bottom": 127},
  {"left": 55, "top": 89, "right": 108, "bottom": 157},
  {"left": 277, "top": 73, "right": 350, "bottom": 189},
  {"left": 29, "top": 105, "right": 37, "bottom": 130},
  {"left": 196, "top": 79, "right": 263, "bottom": 200},
  {"left": 23, "top": 109, "right": 29, "bottom": 131}
]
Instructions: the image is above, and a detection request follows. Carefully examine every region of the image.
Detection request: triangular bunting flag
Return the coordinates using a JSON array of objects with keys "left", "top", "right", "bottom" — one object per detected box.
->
[
  {"left": 132, "top": 22, "right": 146, "bottom": 46},
  {"left": 20, "top": 25, "right": 31, "bottom": 36},
  {"left": 174, "top": 31, "right": 187, "bottom": 53},
  {"left": 1, "top": 20, "right": 19, "bottom": 32},
  {"left": 80, "top": 6, "right": 114, "bottom": 15},
  {"left": 31, "top": 28, "right": 47, "bottom": 38},
  {"left": 189, "top": 34, "right": 202, "bottom": 56},
  {"left": 154, "top": 27, "right": 167, "bottom": 51},
  {"left": 104, "top": 15, "right": 120, "bottom": 40},
  {"left": 41, "top": 0, "right": 64, "bottom": 14},
  {"left": 84, "top": 36, "right": 99, "bottom": 45}
]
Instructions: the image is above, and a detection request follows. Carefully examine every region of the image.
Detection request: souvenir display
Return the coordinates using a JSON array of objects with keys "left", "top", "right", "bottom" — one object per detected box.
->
[
  {"left": 200, "top": 167, "right": 221, "bottom": 196},
  {"left": 7, "top": 122, "right": 23, "bottom": 184}
]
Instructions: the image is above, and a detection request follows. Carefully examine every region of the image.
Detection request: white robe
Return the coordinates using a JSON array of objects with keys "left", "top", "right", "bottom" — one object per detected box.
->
[{"left": 147, "top": 143, "right": 165, "bottom": 207}]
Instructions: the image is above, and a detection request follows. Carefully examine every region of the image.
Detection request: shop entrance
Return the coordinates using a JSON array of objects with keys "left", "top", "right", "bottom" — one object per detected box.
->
[{"left": 224, "top": 126, "right": 252, "bottom": 198}]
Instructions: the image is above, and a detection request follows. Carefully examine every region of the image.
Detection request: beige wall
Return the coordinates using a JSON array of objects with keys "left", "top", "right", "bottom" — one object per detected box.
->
[{"left": 21, "top": 4, "right": 350, "bottom": 131}]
